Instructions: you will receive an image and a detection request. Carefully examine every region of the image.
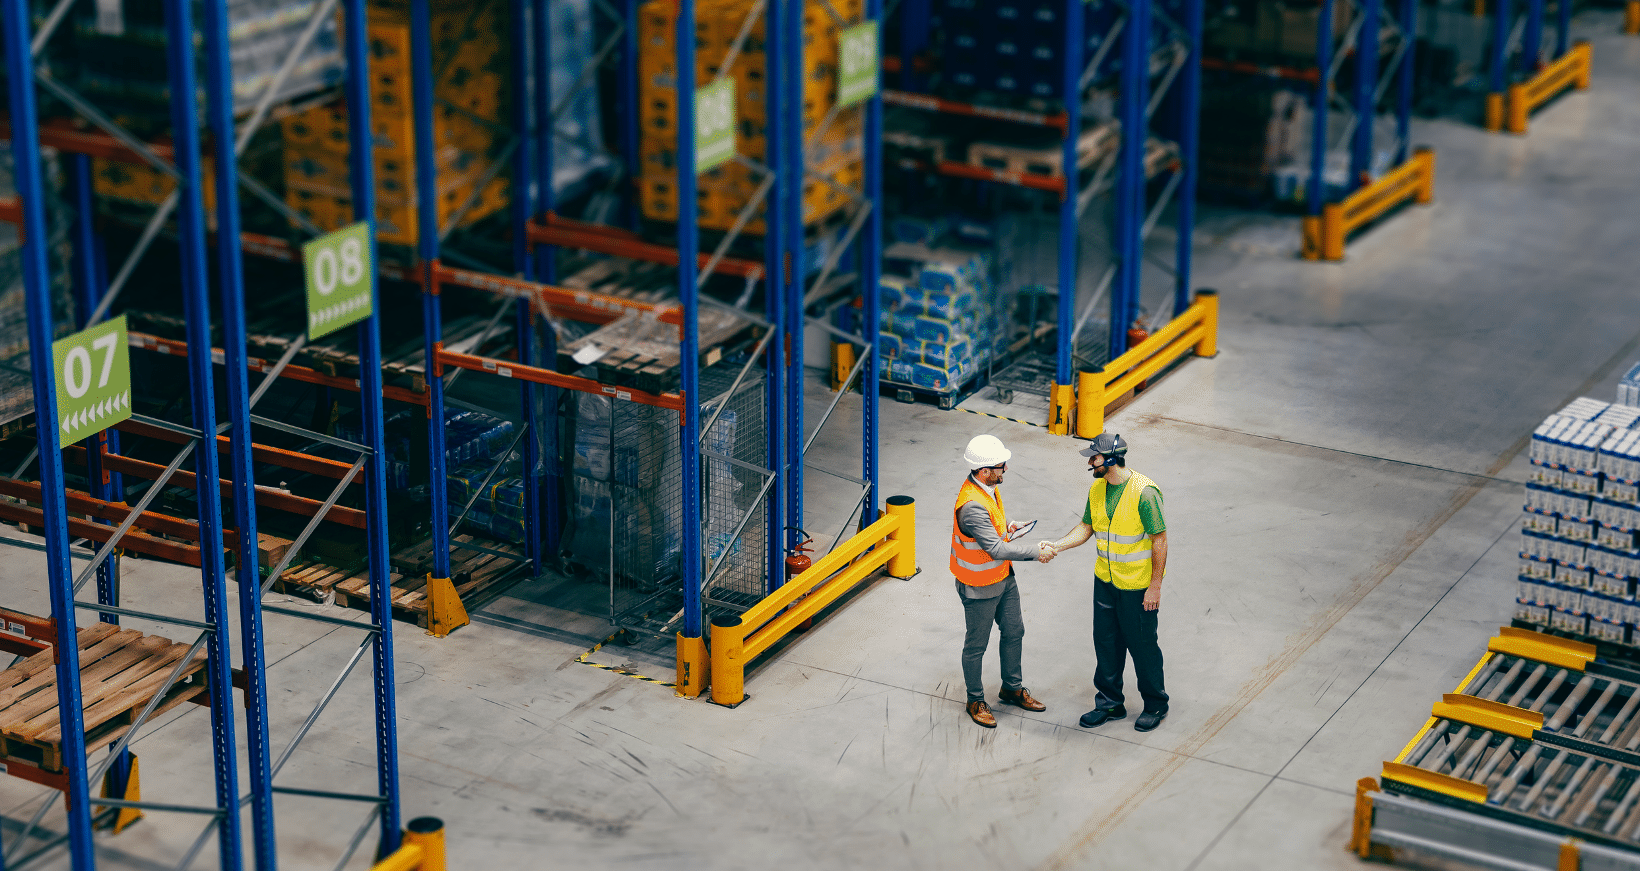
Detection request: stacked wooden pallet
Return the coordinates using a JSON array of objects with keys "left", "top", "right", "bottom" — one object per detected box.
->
[{"left": 270, "top": 535, "right": 525, "bottom": 628}]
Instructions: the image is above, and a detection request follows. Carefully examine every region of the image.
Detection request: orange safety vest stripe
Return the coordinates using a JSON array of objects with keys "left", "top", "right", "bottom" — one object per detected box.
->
[{"left": 950, "top": 477, "right": 1010, "bottom": 586}]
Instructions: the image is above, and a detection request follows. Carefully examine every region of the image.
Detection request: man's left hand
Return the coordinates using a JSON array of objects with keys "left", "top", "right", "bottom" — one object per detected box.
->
[{"left": 1142, "top": 586, "right": 1161, "bottom": 611}]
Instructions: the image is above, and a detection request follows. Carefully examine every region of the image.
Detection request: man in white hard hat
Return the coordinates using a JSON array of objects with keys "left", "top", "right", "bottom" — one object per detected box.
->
[
  {"left": 1045, "top": 433, "right": 1170, "bottom": 732},
  {"left": 951, "top": 434, "right": 1057, "bottom": 728}
]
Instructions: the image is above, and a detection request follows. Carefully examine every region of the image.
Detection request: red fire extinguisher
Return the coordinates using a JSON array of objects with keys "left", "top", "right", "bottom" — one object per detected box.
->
[
  {"left": 785, "top": 528, "right": 814, "bottom": 581},
  {"left": 1127, "top": 318, "right": 1151, "bottom": 391}
]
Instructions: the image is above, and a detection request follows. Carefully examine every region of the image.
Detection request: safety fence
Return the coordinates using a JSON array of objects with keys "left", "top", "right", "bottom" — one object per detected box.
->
[
  {"left": 1498, "top": 41, "right": 1593, "bottom": 135},
  {"left": 370, "top": 817, "right": 447, "bottom": 871},
  {"left": 1067, "top": 290, "right": 1219, "bottom": 438},
  {"left": 703, "top": 496, "right": 917, "bottom": 707},
  {"left": 1302, "top": 149, "right": 1437, "bottom": 262}
]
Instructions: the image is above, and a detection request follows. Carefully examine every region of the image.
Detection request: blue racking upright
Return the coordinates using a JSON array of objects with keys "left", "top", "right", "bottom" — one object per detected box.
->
[
  {"left": 1482, "top": 0, "right": 1591, "bottom": 134},
  {"left": 887, "top": 0, "right": 1202, "bottom": 433},
  {"left": 0, "top": 0, "right": 406, "bottom": 861}
]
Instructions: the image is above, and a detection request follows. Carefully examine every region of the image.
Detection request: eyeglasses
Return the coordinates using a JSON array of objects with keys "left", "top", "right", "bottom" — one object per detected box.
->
[{"left": 982, "top": 462, "right": 1007, "bottom": 471}]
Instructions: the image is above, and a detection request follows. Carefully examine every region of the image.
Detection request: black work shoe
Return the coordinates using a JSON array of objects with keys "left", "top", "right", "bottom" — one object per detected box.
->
[
  {"left": 1135, "top": 710, "right": 1167, "bottom": 732},
  {"left": 1078, "top": 706, "right": 1126, "bottom": 728}
]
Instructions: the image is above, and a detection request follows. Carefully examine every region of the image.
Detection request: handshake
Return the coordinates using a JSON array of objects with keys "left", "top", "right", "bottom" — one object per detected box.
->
[{"left": 1035, "top": 540, "right": 1060, "bottom": 564}]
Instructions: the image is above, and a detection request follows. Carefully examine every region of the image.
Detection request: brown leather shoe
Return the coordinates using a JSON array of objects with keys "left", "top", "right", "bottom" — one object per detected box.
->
[
  {"left": 967, "top": 700, "right": 997, "bottom": 728},
  {"left": 999, "top": 686, "right": 1046, "bottom": 712}
]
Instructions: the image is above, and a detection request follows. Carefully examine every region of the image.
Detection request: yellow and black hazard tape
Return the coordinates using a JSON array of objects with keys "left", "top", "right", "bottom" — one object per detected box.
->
[
  {"left": 575, "top": 629, "right": 676, "bottom": 688},
  {"left": 958, "top": 407, "right": 1046, "bottom": 428}
]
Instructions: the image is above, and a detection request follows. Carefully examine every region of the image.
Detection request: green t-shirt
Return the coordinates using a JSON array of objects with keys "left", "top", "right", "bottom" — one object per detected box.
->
[{"left": 1083, "top": 478, "right": 1166, "bottom": 535}]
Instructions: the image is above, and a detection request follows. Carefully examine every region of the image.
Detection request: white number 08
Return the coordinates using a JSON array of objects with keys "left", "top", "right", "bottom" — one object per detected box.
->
[{"left": 312, "top": 237, "right": 365, "bottom": 296}]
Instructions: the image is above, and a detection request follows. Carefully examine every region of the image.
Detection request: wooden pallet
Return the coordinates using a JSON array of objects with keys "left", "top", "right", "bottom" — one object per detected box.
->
[
  {"left": 0, "top": 624, "right": 207, "bottom": 773},
  {"left": 269, "top": 535, "right": 526, "bottom": 629}
]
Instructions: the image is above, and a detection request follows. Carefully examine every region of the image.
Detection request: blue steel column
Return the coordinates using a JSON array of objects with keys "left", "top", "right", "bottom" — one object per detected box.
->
[
  {"left": 1522, "top": 0, "right": 1545, "bottom": 69},
  {"left": 1350, "top": 0, "right": 1381, "bottom": 187},
  {"left": 343, "top": 0, "right": 404, "bottom": 851},
  {"left": 411, "top": 0, "right": 452, "bottom": 582},
  {"left": 1175, "top": 0, "right": 1202, "bottom": 317},
  {"left": 164, "top": 0, "right": 244, "bottom": 858},
  {"left": 1396, "top": 0, "right": 1416, "bottom": 164},
  {"left": 533, "top": 0, "right": 558, "bottom": 282},
  {"left": 1554, "top": 0, "right": 1570, "bottom": 60},
  {"left": 200, "top": 0, "right": 277, "bottom": 860},
  {"left": 1308, "top": 0, "right": 1336, "bottom": 221},
  {"left": 861, "top": 0, "right": 883, "bottom": 526},
  {"left": 510, "top": 0, "right": 543, "bottom": 573},
  {"left": 677, "top": 0, "right": 704, "bottom": 638},
  {"left": 763, "top": 0, "right": 787, "bottom": 593},
  {"left": 898, "top": 0, "right": 931, "bottom": 90},
  {"left": 783, "top": 0, "right": 805, "bottom": 562},
  {"left": 2, "top": 1, "right": 95, "bottom": 861},
  {"left": 1489, "top": 0, "right": 1512, "bottom": 95},
  {"left": 1055, "top": 0, "right": 1081, "bottom": 380},
  {"left": 1110, "top": 0, "right": 1150, "bottom": 358},
  {"left": 620, "top": 0, "right": 640, "bottom": 229}
]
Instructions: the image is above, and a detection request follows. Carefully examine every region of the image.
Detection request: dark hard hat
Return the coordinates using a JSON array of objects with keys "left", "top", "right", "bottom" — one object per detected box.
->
[{"left": 1079, "top": 432, "right": 1128, "bottom": 458}]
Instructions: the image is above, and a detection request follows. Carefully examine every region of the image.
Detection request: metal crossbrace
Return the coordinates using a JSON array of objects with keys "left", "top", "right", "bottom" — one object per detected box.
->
[
  {"left": 448, "top": 426, "right": 528, "bottom": 538},
  {"left": 261, "top": 602, "right": 379, "bottom": 629},
  {"left": 535, "top": 0, "right": 627, "bottom": 173},
  {"left": 443, "top": 296, "right": 515, "bottom": 389},
  {"left": 258, "top": 455, "right": 368, "bottom": 596},
  {"left": 269, "top": 635, "right": 373, "bottom": 778},
  {"left": 1083, "top": 16, "right": 1127, "bottom": 89},
  {"left": 1076, "top": 40, "right": 1185, "bottom": 218},
  {"left": 71, "top": 603, "right": 215, "bottom": 632},
  {"left": 451, "top": 539, "right": 527, "bottom": 561},
  {"left": 805, "top": 463, "right": 867, "bottom": 485},
  {"left": 89, "top": 797, "right": 223, "bottom": 815},
  {"left": 1070, "top": 168, "right": 1183, "bottom": 349},
  {"left": 331, "top": 805, "right": 383, "bottom": 871},
  {"left": 699, "top": 154, "right": 776, "bottom": 287},
  {"left": 249, "top": 414, "right": 373, "bottom": 454},
  {"left": 803, "top": 340, "right": 870, "bottom": 456},
  {"left": 803, "top": 202, "right": 873, "bottom": 308},
  {"left": 0, "top": 535, "right": 93, "bottom": 559},
  {"left": 700, "top": 327, "right": 774, "bottom": 441},
  {"left": 701, "top": 470, "right": 778, "bottom": 589},
  {"left": 247, "top": 334, "right": 309, "bottom": 409},
  {"left": 438, "top": 135, "right": 519, "bottom": 242},
  {"left": 71, "top": 438, "right": 198, "bottom": 594},
  {"left": 822, "top": 481, "right": 872, "bottom": 556}
]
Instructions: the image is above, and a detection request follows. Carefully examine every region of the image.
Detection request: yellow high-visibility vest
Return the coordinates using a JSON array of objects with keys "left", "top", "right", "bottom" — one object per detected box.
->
[
  {"left": 950, "top": 478, "right": 1010, "bottom": 587},
  {"left": 1087, "top": 471, "right": 1160, "bottom": 591}
]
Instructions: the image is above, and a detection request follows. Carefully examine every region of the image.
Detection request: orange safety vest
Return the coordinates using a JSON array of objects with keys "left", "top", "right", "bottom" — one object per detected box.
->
[{"left": 950, "top": 477, "right": 1010, "bottom": 586}]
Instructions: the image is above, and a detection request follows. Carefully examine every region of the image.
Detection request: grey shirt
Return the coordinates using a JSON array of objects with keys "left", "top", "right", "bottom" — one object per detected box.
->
[{"left": 955, "top": 482, "right": 1040, "bottom": 600}]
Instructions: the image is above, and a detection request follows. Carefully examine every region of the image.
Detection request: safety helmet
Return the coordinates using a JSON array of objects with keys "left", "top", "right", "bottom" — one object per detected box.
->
[
  {"left": 963, "top": 434, "right": 1012, "bottom": 468},
  {"left": 1078, "top": 432, "right": 1128, "bottom": 460}
]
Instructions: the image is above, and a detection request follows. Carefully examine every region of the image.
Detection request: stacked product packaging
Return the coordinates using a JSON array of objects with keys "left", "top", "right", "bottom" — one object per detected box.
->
[
  {"left": 877, "top": 242, "right": 1009, "bottom": 397},
  {"left": 1516, "top": 395, "right": 1640, "bottom": 643}
]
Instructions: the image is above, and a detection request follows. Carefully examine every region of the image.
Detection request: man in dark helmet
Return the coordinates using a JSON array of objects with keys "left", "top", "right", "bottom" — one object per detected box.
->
[{"left": 1045, "top": 433, "right": 1170, "bottom": 732}]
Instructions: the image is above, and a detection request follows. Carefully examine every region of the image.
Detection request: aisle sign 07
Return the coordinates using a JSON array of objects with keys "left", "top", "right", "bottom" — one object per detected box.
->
[
  {"left": 695, "top": 79, "right": 737, "bottom": 174},
  {"left": 304, "top": 221, "right": 373, "bottom": 340},
  {"left": 838, "top": 21, "right": 879, "bottom": 107},
  {"left": 52, "top": 314, "right": 131, "bottom": 445}
]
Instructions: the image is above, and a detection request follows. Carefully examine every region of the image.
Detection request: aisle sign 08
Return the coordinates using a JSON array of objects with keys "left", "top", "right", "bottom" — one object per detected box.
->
[
  {"left": 838, "top": 21, "right": 879, "bottom": 107},
  {"left": 695, "top": 79, "right": 737, "bottom": 174},
  {"left": 304, "top": 221, "right": 374, "bottom": 340},
  {"left": 52, "top": 314, "right": 131, "bottom": 445}
]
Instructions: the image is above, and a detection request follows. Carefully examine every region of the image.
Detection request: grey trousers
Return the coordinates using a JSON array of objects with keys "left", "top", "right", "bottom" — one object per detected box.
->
[{"left": 957, "top": 575, "right": 1024, "bottom": 702}]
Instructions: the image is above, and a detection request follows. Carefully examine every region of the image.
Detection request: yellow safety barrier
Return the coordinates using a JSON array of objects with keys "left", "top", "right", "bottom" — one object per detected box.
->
[
  {"left": 1302, "top": 148, "right": 1436, "bottom": 261},
  {"left": 1493, "top": 41, "right": 1592, "bottom": 134},
  {"left": 707, "top": 496, "right": 917, "bottom": 706},
  {"left": 1048, "top": 383, "right": 1075, "bottom": 436},
  {"left": 372, "top": 817, "right": 447, "bottom": 871},
  {"left": 1626, "top": 1, "right": 1639, "bottom": 34},
  {"left": 1075, "top": 291, "right": 1218, "bottom": 439},
  {"left": 830, "top": 341, "right": 857, "bottom": 392}
]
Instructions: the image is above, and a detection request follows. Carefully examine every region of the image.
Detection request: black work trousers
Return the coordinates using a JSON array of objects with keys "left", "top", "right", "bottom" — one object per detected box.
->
[{"left": 1092, "top": 578, "right": 1168, "bottom": 715}]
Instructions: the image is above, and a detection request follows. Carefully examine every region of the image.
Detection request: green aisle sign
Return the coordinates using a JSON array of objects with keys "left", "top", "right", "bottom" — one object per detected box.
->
[
  {"left": 839, "top": 21, "right": 880, "bottom": 107},
  {"left": 53, "top": 314, "right": 131, "bottom": 445},
  {"left": 304, "top": 222, "right": 373, "bottom": 340},
  {"left": 695, "top": 79, "right": 737, "bottom": 174}
]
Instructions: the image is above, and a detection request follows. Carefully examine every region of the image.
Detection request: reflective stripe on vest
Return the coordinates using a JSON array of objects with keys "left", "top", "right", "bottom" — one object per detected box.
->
[
  {"left": 1088, "top": 470, "right": 1160, "bottom": 591},
  {"left": 950, "top": 477, "right": 1010, "bottom": 586}
]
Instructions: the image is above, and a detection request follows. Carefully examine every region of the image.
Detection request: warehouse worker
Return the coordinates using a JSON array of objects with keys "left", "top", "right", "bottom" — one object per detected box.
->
[
  {"left": 952, "top": 434, "right": 1057, "bottom": 728},
  {"left": 1046, "top": 433, "right": 1170, "bottom": 732}
]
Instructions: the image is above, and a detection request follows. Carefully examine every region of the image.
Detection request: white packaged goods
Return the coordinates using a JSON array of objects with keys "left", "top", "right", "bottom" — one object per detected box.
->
[
  {"left": 1560, "top": 397, "right": 1611, "bottom": 420},
  {"left": 1553, "top": 610, "right": 1589, "bottom": 635},
  {"left": 1560, "top": 518, "right": 1596, "bottom": 542},
  {"left": 1523, "top": 508, "right": 1557, "bottom": 534},
  {"left": 1592, "top": 573, "right": 1631, "bottom": 598},
  {"left": 1598, "top": 405, "right": 1640, "bottom": 429},
  {"left": 1522, "top": 530, "right": 1555, "bottom": 561},
  {"left": 1519, "top": 577, "right": 1545, "bottom": 602},
  {"left": 1521, "top": 556, "right": 1555, "bottom": 580},
  {"left": 1556, "top": 539, "right": 1588, "bottom": 565},
  {"left": 1619, "top": 361, "right": 1640, "bottom": 407},
  {"left": 1556, "top": 564, "right": 1592, "bottom": 588},
  {"left": 1591, "top": 618, "right": 1627, "bottom": 644},
  {"left": 1600, "top": 432, "right": 1640, "bottom": 483},
  {"left": 1566, "top": 471, "right": 1603, "bottom": 496}
]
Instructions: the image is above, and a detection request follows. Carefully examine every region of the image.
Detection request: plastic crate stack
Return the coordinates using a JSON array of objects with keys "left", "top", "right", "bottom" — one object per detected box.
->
[
  {"left": 278, "top": 1, "right": 508, "bottom": 245},
  {"left": 1517, "top": 397, "right": 1640, "bottom": 644},
  {"left": 876, "top": 242, "right": 1006, "bottom": 396},
  {"left": 443, "top": 410, "right": 522, "bottom": 542},
  {"left": 936, "top": 0, "right": 1125, "bottom": 103},
  {"left": 634, "top": 0, "right": 864, "bottom": 233}
]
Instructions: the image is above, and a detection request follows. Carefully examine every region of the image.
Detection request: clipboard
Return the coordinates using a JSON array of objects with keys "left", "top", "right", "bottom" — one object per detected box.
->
[{"left": 1005, "top": 519, "right": 1037, "bottom": 541}]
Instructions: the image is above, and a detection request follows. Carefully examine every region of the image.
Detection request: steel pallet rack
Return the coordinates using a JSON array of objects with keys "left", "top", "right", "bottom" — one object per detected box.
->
[
  {"left": 505, "top": 0, "right": 885, "bottom": 685},
  {"left": 0, "top": 0, "right": 406, "bottom": 861},
  {"left": 887, "top": 0, "right": 1202, "bottom": 434},
  {"left": 1482, "top": 0, "right": 1593, "bottom": 134}
]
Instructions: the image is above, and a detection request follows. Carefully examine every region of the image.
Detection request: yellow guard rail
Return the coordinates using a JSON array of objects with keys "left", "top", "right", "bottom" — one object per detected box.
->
[
  {"left": 1489, "top": 41, "right": 1592, "bottom": 134},
  {"left": 371, "top": 817, "right": 447, "bottom": 871},
  {"left": 1302, "top": 148, "right": 1435, "bottom": 261},
  {"left": 707, "top": 496, "right": 918, "bottom": 706},
  {"left": 1075, "top": 290, "right": 1218, "bottom": 438}
]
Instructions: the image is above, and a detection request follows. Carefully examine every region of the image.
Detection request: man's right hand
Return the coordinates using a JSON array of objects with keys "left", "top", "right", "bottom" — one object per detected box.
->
[{"left": 1036, "top": 541, "right": 1057, "bottom": 564}]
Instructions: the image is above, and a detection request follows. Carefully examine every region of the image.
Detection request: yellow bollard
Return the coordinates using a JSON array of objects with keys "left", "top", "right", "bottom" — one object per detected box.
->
[
  {"left": 1559, "top": 838, "right": 1580, "bottom": 871},
  {"left": 1300, "top": 215, "right": 1323, "bottom": 260},
  {"left": 1484, "top": 92, "right": 1506, "bottom": 132},
  {"left": 1048, "top": 383, "right": 1075, "bottom": 436},
  {"left": 708, "top": 617, "right": 744, "bottom": 706},
  {"left": 676, "top": 631, "right": 709, "bottom": 699},
  {"left": 1350, "top": 778, "right": 1377, "bottom": 858},
  {"left": 402, "top": 818, "right": 446, "bottom": 871},
  {"left": 1320, "top": 203, "right": 1345, "bottom": 261},
  {"left": 424, "top": 574, "right": 469, "bottom": 637},
  {"left": 1573, "top": 41, "right": 1593, "bottom": 88},
  {"left": 829, "top": 341, "right": 856, "bottom": 392},
  {"left": 1076, "top": 369, "right": 1105, "bottom": 439},
  {"left": 1414, "top": 148, "right": 1436, "bottom": 205},
  {"left": 1627, "top": 2, "right": 1639, "bottom": 34},
  {"left": 1193, "top": 290, "right": 1219, "bottom": 358},
  {"left": 884, "top": 496, "right": 917, "bottom": 579},
  {"left": 1505, "top": 83, "right": 1529, "bottom": 134}
]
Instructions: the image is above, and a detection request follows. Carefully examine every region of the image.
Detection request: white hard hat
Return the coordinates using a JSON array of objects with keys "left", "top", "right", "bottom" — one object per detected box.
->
[{"left": 963, "top": 434, "right": 1011, "bottom": 468}]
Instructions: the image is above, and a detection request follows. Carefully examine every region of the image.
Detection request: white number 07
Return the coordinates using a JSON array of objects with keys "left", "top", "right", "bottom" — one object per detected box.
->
[{"left": 63, "top": 332, "right": 119, "bottom": 399}]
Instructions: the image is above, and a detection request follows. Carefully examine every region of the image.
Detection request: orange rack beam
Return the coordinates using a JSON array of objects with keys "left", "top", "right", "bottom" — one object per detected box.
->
[
  {"left": 128, "top": 330, "right": 430, "bottom": 407},
  {"left": 436, "top": 345, "right": 685, "bottom": 414},
  {"left": 0, "top": 476, "right": 231, "bottom": 546},
  {"left": 0, "top": 495, "right": 204, "bottom": 566},
  {"left": 527, "top": 213, "right": 765, "bottom": 280},
  {"left": 881, "top": 89, "right": 1068, "bottom": 130},
  {"left": 114, "top": 417, "right": 365, "bottom": 485}
]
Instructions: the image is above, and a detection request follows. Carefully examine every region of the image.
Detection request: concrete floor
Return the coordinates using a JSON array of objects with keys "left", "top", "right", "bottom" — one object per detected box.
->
[{"left": 6, "top": 12, "right": 1640, "bottom": 870}]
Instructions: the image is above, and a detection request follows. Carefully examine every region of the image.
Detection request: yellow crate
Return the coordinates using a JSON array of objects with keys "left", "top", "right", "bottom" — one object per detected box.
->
[
  {"left": 92, "top": 156, "right": 217, "bottom": 215},
  {"left": 291, "top": 174, "right": 507, "bottom": 246}
]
